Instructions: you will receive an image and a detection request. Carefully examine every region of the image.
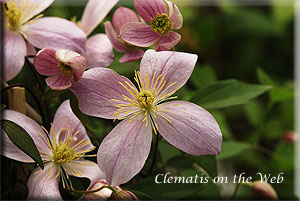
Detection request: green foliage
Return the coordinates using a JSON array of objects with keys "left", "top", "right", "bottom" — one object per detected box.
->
[
  {"left": 191, "top": 79, "right": 271, "bottom": 109},
  {"left": 217, "top": 141, "right": 253, "bottom": 160},
  {"left": 70, "top": 93, "right": 95, "bottom": 132},
  {"left": 1, "top": 120, "right": 44, "bottom": 169}
]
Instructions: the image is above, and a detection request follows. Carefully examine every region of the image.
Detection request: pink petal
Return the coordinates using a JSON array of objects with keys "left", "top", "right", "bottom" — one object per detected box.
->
[
  {"left": 134, "top": 0, "right": 168, "bottom": 23},
  {"left": 14, "top": 0, "right": 55, "bottom": 24},
  {"left": 26, "top": 42, "right": 36, "bottom": 56},
  {"left": 53, "top": 100, "right": 94, "bottom": 151},
  {"left": 55, "top": 49, "right": 86, "bottom": 81},
  {"left": 155, "top": 101, "right": 223, "bottom": 155},
  {"left": 34, "top": 48, "right": 60, "bottom": 76},
  {"left": 70, "top": 67, "right": 138, "bottom": 119},
  {"left": 104, "top": 21, "right": 127, "bottom": 52},
  {"left": 85, "top": 34, "right": 114, "bottom": 68},
  {"left": 97, "top": 115, "right": 152, "bottom": 186},
  {"left": 156, "top": 31, "right": 181, "bottom": 51},
  {"left": 166, "top": 0, "right": 183, "bottom": 30},
  {"left": 4, "top": 31, "right": 26, "bottom": 81},
  {"left": 80, "top": 0, "right": 119, "bottom": 36},
  {"left": 140, "top": 50, "right": 197, "bottom": 99},
  {"left": 120, "top": 22, "right": 160, "bottom": 47},
  {"left": 22, "top": 17, "right": 86, "bottom": 54},
  {"left": 1, "top": 110, "right": 52, "bottom": 162},
  {"left": 119, "top": 49, "right": 144, "bottom": 63},
  {"left": 63, "top": 160, "right": 105, "bottom": 188},
  {"left": 27, "top": 162, "right": 62, "bottom": 200},
  {"left": 113, "top": 6, "right": 139, "bottom": 34},
  {"left": 46, "top": 73, "right": 72, "bottom": 90}
]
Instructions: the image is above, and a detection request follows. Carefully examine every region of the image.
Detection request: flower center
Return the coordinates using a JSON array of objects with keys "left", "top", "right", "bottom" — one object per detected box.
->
[
  {"left": 58, "top": 62, "right": 73, "bottom": 76},
  {"left": 52, "top": 142, "right": 76, "bottom": 163},
  {"left": 150, "top": 13, "right": 172, "bottom": 35},
  {"left": 5, "top": 2, "right": 22, "bottom": 31},
  {"left": 112, "top": 71, "right": 178, "bottom": 131}
]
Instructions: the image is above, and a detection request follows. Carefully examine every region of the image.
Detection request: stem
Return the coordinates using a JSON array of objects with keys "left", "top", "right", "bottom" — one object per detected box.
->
[
  {"left": 139, "top": 132, "right": 160, "bottom": 178},
  {"left": 231, "top": 182, "right": 240, "bottom": 200},
  {"left": 69, "top": 185, "right": 120, "bottom": 194},
  {"left": 1, "top": 84, "right": 46, "bottom": 126},
  {"left": 25, "top": 57, "right": 51, "bottom": 128}
]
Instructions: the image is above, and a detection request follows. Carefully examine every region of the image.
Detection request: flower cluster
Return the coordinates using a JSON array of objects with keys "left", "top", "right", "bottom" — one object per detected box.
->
[{"left": 2, "top": 0, "right": 223, "bottom": 200}]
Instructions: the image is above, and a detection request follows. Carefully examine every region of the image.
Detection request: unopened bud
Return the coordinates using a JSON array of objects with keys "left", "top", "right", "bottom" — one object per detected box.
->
[
  {"left": 110, "top": 190, "right": 138, "bottom": 200},
  {"left": 251, "top": 181, "right": 278, "bottom": 200},
  {"left": 82, "top": 180, "right": 112, "bottom": 200},
  {"left": 283, "top": 131, "right": 298, "bottom": 143}
]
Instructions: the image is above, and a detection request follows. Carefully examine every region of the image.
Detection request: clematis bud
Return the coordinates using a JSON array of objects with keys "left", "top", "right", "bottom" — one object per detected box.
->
[
  {"left": 110, "top": 190, "right": 138, "bottom": 200},
  {"left": 283, "top": 131, "right": 298, "bottom": 143},
  {"left": 82, "top": 179, "right": 122, "bottom": 200},
  {"left": 251, "top": 181, "right": 278, "bottom": 200}
]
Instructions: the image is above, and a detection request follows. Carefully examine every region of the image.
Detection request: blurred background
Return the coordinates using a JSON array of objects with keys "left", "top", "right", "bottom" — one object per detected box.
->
[{"left": 2, "top": 0, "right": 297, "bottom": 200}]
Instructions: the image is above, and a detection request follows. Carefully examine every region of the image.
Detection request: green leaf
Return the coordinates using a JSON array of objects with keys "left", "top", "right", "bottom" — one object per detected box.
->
[
  {"left": 159, "top": 140, "right": 181, "bottom": 164},
  {"left": 1, "top": 120, "right": 44, "bottom": 169},
  {"left": 217, "top": 141, "right": 253, "bottom": 160},
  {"left": 192, "top": 155, "right": 218, "bottom": 178},
  {"left": 1, "top": 104, "right": 6, "bottom": 112},
  {"left": 256, "top": 68, "right": 294, "bottom": 103},
  {"left": 70, "top": 93, "right": 95, "bottom": 132},
  {"left": 191, "top": 79, "right": 271, "bottom": 109},
  {"left": 190, "top": 65, "right": 216, "bottom": 89}
]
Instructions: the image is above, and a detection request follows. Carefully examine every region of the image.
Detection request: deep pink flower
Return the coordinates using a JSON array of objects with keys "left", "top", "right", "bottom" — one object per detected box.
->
[
  {"left": 120, "top": 0, "right": 182, "bottom": 51},
  {"left": 34, "top": 48, "right": 86, "bottom": 90},
  {"left": 104, "top": 6, "right": 144, "bottom": 63},
  {"left": 3, "top": 0, "right": 86, "bottom": 81},
  {"left": 71, "top": 50, "right": 223, "bottom": 186},
  {"left": 74, "top": 0, "right": 119, "bottom": 68},
  {"left": 1, "top": 100, "right": 104, "bottom": 200}
]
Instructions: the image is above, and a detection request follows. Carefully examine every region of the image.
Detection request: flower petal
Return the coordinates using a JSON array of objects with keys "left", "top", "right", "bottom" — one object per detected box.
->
[
  {"left": 71, "top": 67, "right": 138, "bottom": 119},
  {"left": 112, "top": 6, "right": 139, "bottom": 34},
  {"left": 53, "top": 100, "right": 94, "bottom": 151},
  {"left": 119, "top": 49, "right": 144, "bottom": 63},
  {"left": 166, "top": 0, "right": 183, "bottom": 30},
  {"left": 140, "top": 50, "right": 197, "bottom": 98},
  {"left": 16, "top": 0, "right": 55, "bottom": 24},
  {"left": 97, "top": 115, "right": 152, "bottom": 186},
  {"left": 22, "top": 17, "right": 86, "bottom": 54},
  {"left": 104, "top": 21, "right": 127, "bottom": 52},
  {"left": 85, "top": 34, "right": 114, "bottom": 68},
  {"left": 46, "top": 73, "right": 72, "bottom": 90},
  {"left": 134, "top": 0, "right": 168, "bottom": 23},
  {"left": 155, "top": 101, "right": 222, "bottom": 155},
  {"left": 156, "top": 31, "right": 181, "bottom": 51},
  {"left": 55, "top": 49, "right": 86, "bottom": 81},
  {"left": 63, "top": 160, "right": 105, "bottom": 188},
  {"left": 1, "top": 110, "right": 52, "bottom": 162},
  {"left": 4, "top": 32, "right": 26, "bottom": 81},
  {"left": 80, "top": 0, "right": 119, "bottom": 36},
  {"left": 120, "top": 22, "right": 160, "bottom": 47},
  {"left": 27, "top": 162, "right": 62, "bottom": 200},
  {"left": 34, "top": 48, "right": 60, "bottom": 76}
]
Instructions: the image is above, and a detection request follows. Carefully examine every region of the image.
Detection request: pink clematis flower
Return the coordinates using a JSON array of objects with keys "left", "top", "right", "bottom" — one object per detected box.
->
[
  {"left": 74, "top": 0, "right": 119, "bottom": 68},
  {"left": 71, "top": 50, "right": 223, "bottom": 186},
  {"left": 1, "top": 100, "right": 104, "bottom": 200},
  {"left": 34, "top": 48, "right": 86, "bottom": 90},
  {"left": 120, "top": 0, "right": 183, "bottom": 51},
  {"left": 104, "top": 6, "right": 144, "bottom": 63},
  {"left": 3, "top": 0, "right": 86, "bottom": 81}
]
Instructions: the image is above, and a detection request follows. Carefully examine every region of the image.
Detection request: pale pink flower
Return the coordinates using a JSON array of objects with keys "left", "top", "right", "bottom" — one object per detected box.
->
[
  {"left": 71, "top": 50, "right": 223, "bottom": 186},
  {"left": 74, "top": 0, "right": 119, "bottom": 68},
  {"left": 34, "top": 48, "right": 86, "bottom": 90},
  {"left": 104, "top": 6, "right": 144, "bottom": 63},
  {"left": 1, "top": 100, "right": 104, "bottom": 200},
  {"left": 3, "top": 0, "right": 86, "bottom": 81},
  {"left": 120, "top": 0, "right": 182, "bottom": 51}
]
